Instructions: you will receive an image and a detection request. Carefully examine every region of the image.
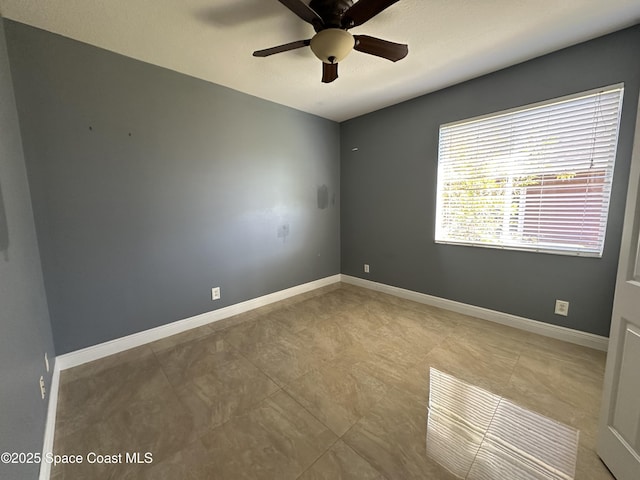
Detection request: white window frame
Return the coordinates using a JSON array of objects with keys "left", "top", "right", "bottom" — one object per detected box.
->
[{"left": 435, "top": 84, "right": 624, "bottom": 257}]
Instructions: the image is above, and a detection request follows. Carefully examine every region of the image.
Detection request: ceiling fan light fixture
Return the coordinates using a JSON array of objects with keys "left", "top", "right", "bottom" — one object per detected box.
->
[{"left": 310, "top": 28, "right": 355, "bottom": 64}]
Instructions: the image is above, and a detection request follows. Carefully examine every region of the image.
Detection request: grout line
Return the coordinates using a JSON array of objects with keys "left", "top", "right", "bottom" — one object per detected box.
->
[
  {"left": 219, "top": 313, "right": 301, "bottom": 391},
  {"left": 152, "top": 332, "right": 288, "bottom": 448},
  {"left": 464, "top": 396, "right": 505, "bottom": 480},
  {"left": 52, "top": 282, "right": 599, "bottom": 478},
  {"left": 506, "top": 351, "right": 523, "bottom": 390},
  {"left": 340, "top": 421, "right": 392, "bottom": 480},
  {"left": 341, "top": 439, "right": 392, "bottom": 480},
  {"left": 292, "top": 428, "right": 342, "bottom": 480}
]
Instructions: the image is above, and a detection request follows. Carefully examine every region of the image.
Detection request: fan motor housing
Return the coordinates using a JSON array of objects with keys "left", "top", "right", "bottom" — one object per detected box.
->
[{"left": 309, "top": 0, "right": 354, "bottom": 30}]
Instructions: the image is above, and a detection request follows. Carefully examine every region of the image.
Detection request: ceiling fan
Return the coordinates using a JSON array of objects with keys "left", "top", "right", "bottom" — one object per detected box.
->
[{"left": 253, "top": 0, "right": 408, "bottom": 83}]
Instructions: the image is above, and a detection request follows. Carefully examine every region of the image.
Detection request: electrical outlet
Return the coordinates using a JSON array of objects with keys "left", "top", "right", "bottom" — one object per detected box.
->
[
  {"left": 364, "top": 264, "right": 370, "bottom": 273},
  {"left": 211, "top": 287, "right": 221, "bottom": 301},
  {"left": 39, "top": 376, "right": 46, "bottom": 400},
  {"left": 554, "top": 300, "right": 569, "bottom": 316},
  {"left": 44, "top": 352, "right": 49, "bottom": 373}
]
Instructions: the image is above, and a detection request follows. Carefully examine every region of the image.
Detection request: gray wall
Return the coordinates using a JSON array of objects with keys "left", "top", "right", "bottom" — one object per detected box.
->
[
  {"left": 0, "top": 20, "right": 56, "bottom": 480},
  {"left": 5, "top": 20, "right": 340, "bottom": 355},
  {"left": 341, "top": 25, "right": 640, "bottom": 337}
]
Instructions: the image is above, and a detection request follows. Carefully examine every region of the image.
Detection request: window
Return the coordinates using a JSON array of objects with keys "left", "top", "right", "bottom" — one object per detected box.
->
[{"left": 435, "top": 85, "right": 624, "bottom": 257}]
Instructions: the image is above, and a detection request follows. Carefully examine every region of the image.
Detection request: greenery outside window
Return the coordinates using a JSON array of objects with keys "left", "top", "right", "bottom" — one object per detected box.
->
[{"left": 435, "top": 85, "right": 624, "bottom": 257}]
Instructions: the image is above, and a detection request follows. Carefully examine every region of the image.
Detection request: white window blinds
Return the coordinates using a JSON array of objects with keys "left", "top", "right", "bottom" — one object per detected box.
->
[{"left": 435, "top": 85, "right": 624, "bottom": 257}]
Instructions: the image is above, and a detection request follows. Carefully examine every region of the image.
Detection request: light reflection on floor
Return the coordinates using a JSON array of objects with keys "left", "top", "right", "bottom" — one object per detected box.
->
[{"left": 427, "top": 368, "right": 580, "bottom": 480}]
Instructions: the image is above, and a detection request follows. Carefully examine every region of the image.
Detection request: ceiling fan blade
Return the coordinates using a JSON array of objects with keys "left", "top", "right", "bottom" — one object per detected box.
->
[
  {"left": 278, "top": 0, "right": 324, "bottom": 27},
  {"left": 354, "top": 35, "right": 408, "bottom": 62},
  {"left": 253, "top": 39, "right": 311, "bottom": 57},
  {"left": 322, "top": 62, "right": 338, "bottom": 83},
  {"left": 342, "top": 0, "right": 400, "bottom": 28}
]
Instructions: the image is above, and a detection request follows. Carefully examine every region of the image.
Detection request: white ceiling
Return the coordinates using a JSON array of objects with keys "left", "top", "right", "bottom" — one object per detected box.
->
[{"left": 1, "top": 1, "right": 639, "bottom": 122}]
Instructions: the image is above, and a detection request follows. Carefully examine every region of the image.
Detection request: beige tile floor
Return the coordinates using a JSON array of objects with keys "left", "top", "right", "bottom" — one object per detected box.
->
[{"left": 50, "top": 284, "right": 614, "bottom": 479}]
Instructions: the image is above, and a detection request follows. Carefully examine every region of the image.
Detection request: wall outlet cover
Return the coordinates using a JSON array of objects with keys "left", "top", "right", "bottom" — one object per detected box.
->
[
  {"left": 39, "top": 376, "right": 46, "bottom": 400},
  {"left": 554, "top": 300, "right": 569, "bottom": 316}
]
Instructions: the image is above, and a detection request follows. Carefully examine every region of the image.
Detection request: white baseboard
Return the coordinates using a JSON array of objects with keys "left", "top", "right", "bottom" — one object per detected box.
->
[
  {"left": 42, "top": 271, "right": 606, "bottom": 479},
  {"left": 341, "top": 275, "right": 609, "bottom": 351},
  {"left": 56, "top": 274, "right": 342, "bottom": 371},
  {"left": 39, "top": 360, "right": 60, "bottom": 480},
  {"left": 40, "top": 274, "right": 339, "bottom": 479}
]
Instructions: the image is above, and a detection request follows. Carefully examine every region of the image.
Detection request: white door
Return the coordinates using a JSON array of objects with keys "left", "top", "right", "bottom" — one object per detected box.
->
[{"left": 597, "top": 95, "right": 640, "bottom": 479}]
